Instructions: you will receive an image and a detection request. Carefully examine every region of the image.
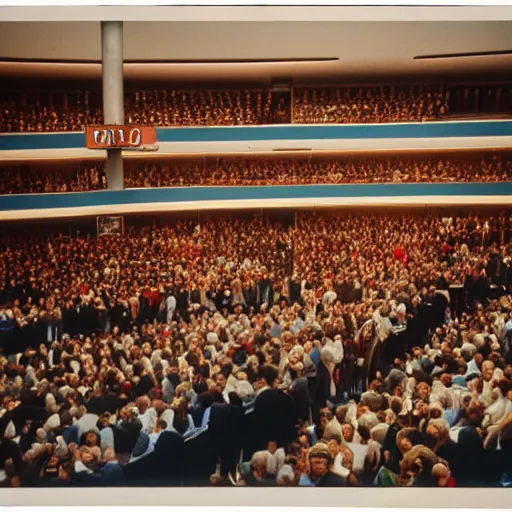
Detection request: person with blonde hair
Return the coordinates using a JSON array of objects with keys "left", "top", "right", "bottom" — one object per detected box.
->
[{"left": 397, "top": 444, "right": 438, "bottom": 487}]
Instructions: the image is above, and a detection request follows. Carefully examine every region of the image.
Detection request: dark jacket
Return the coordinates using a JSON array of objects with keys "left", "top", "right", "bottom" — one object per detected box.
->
[
  {"left": 315, "top": 470, "right": 346, "bottom": 487},
  {"left": 245, "top": 388, "right": 296, "bottom": 459},
  {"left": 316, "top": 361, "right": 345, "bottom": 407}
]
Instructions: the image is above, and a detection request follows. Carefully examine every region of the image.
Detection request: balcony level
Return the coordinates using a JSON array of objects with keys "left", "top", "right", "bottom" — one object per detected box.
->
[{"left": 1, "top": 120, "right": 512, "bottom": 160}]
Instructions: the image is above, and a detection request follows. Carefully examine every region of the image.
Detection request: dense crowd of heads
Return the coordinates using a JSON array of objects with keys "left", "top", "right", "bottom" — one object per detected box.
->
[
  {"left": 0, "top": 163, "right": 106, "bottom": 195},
  {"left": 0, "top": 210, "right": 511, "bottom": 487},
  {"left": 0, "top": 89, "right": 285, "bottom": 133},
  {"left": 125, "top": 89, "right": 288, "bottom": 127},
  {"left": 293, "top": 86, "right": 449, "bottom": 124},
  {"left": 1, "top": 153, "right": 510, "bottom": 195},
  {"left": 1, "top": 83, "right": 510, "bottom": 133},
  {"left": 0, "top": 91, "right": 103, "bottom": 134},
  {"left": 124, "top": 154, "right": 512, "bottom": 188}
]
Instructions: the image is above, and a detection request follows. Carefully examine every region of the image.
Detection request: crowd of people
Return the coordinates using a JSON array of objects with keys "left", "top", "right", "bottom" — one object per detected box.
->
[
  {"left": 0, "top": 163, "right": 106, "bottom": 195},
  {"left": 1, "top": 83, "right": 510, "bottom": 133},
  {"left": 292, "top": 85, "right": 449, "bottom": 124},
  {"left": 124, "top": 89, "right": 287, "bottom": 127},
  {"left": 0, "top": 91, "right": 103, "bottom": 134},
  {"left": 1, "top": 153, "right": 510, "bottom": 195},
  {"left": 124, "top": 154, "right": 512, "bottom": 188},
  {"left": 0, "top": 89, "right": 283, "bottom": 133},
  {"left": 0, "top": 210, "right": 511, "bottom": 488}
]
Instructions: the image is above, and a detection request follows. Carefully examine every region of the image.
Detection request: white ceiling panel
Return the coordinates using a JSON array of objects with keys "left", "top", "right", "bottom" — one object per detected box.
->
[{"left": 0, "top": 17, "right": 511, "bottom": 82}]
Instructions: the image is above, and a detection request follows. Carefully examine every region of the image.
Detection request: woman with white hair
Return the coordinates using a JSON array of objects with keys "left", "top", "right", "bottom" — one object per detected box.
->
[
  {"left": 279, "top": 344, "right": 303, "bottom": 388},
  {"left": 316, "top": 346, "right": 345, "bottom": 409},
  {"left": 276, "top": 463, "right": 295, "bottom": 486}
]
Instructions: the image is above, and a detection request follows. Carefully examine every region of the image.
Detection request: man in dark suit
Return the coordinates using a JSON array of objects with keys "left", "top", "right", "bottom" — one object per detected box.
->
[
  {"left": 245, "top": 364, "right": 296, "bottom": 459},
  {"left": 122, "top": 430, "right": 184, "bottom": 486},
  {"left": 289, "top": 274, "right": 302, "bottom": 305},
  {"left": 453, "top": 402, "right": 488, "bottom": 486},
  {"left": 183, "top": 426, "right": 216, "bottom": 486}
]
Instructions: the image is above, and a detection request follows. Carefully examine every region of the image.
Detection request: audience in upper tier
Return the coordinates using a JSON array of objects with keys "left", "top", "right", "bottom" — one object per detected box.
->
[
  {"left": 0, "top": 164, "right": 107, "bottom": 195},
  {"left": 0, "top": 83, "right": 510, "bottom": 133},
  {"left": 0, "top": 154, "right": 512, "bottom": 195},
  {"left": 0, "top": 89, "right": 281, "bottom": 133},
  {"left": 124, "top": 90, "right": 285, "bottom": 127},
  {"left": 0, "top": 91, "right": 103, "bottom": 134},
  {"left": 293, "top": 85, "right": 449, "bottom": 124},
  {"left": 0, "top": 211, "right": 511, "bottom": 487},
  {"left": 124, "top": 154, "right": 512, "bottom": 188},
  {"left": 1, "top": 154, "right": 510, "bottom": 195}
]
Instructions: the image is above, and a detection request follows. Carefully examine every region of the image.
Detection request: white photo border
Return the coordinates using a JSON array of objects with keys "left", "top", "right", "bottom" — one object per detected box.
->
[{"left": 0, "top": 0, "right": 511, "bottom": 508}]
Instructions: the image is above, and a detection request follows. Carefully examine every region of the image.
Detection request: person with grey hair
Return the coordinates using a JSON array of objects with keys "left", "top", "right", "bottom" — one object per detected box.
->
[
  {"left": 275, "top": 463, "right": 295, "bottom": 487},
  {"left": 241, "top": 451, "right": 276, "bottom": 487},
  {"left": 316, "top": 347, "right": 345, "bottom": 409}
]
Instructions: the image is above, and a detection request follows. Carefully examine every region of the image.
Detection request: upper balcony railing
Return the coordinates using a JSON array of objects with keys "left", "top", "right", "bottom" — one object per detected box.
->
[{"left": 1, "top": 183, "right": 511, "bottom": 222}]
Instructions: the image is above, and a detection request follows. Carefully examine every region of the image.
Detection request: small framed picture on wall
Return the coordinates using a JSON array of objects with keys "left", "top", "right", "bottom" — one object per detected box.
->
[{"left": 96, "top": 215, "right": 124, "bottom": 237}]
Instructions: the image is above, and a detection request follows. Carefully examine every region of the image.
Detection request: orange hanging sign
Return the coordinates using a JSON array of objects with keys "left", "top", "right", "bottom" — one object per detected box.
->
[{"left": 86, "top": 125, "right": 158, "bottom": 150}]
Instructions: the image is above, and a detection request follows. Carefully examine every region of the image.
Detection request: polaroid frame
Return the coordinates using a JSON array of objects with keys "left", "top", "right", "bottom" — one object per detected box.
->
[{"left": 0, "top": 1, "right": 511, "bottom": 509}]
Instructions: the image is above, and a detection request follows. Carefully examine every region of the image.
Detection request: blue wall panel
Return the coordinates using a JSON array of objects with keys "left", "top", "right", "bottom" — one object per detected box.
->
[
  {"left": 156, "top": 121, "right": 512, "bottom": 142},
  {"left": 0, "top": 183, "right": 510, "bottom": 212},
  {"left": 0, "top": 132, "right": 86, "bottom": 150},
  {"left": 1, "top": 121, "right": 512, "bottom": 150}
]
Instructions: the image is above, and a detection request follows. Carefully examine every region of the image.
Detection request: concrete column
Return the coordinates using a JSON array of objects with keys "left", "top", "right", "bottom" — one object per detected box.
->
[{"left": 101, "top": 21, "right": 124, "bottom": 190}]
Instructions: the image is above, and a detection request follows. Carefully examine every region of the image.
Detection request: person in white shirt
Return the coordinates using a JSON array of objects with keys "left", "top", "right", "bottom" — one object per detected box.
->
[
  {"left": 166, "top": 292, "right": 177, "bottom": 324},
  {"left": 480, "top": 360, "right": 496, "bottom": 407},
  {"left": 265, "top": 440, "right": 285, "bottom": 476}
]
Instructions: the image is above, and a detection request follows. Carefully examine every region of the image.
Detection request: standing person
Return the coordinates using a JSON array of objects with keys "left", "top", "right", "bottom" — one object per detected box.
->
[
  {"left": 258, "top": 272, "right": 274, "bottom": 308},
  {"left": 176, "top": 283, "right": 190, "bottom": 322},
  {"left": 289, "top": 274, "right": 302, "bottom": 306},
  {"left": 166, "top": 288, "right": 177, "bottom": 324},
  {"left": 384, "top": 304, "right": 408, "bottom": 368},
  {"left": 372, "top": 302, "right": 394, "bottom": 377},
  {"left": 128, "top": 289, "right": 140, "bottom": 326},
  {"left": 453, "top": 401, "right": 487, "bottom": 486},
  {"left": 316, "top": 346, "right": 345, "bottom": 408},
  {"left": 245, "top": 364, "right": 296, "bottom": 459},
  {"left": 243, "top": 279, "right": 258, "bottom": 311}
]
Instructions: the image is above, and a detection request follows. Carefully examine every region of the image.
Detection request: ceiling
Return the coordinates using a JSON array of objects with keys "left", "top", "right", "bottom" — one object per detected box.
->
[{"left": 0, "top": 8, "right": 512, "bottom": 84}]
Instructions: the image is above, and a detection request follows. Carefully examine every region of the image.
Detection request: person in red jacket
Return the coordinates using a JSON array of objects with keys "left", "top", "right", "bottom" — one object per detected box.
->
[{"left": 393, "top": 247, "right": 408, "bottom": 265}]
